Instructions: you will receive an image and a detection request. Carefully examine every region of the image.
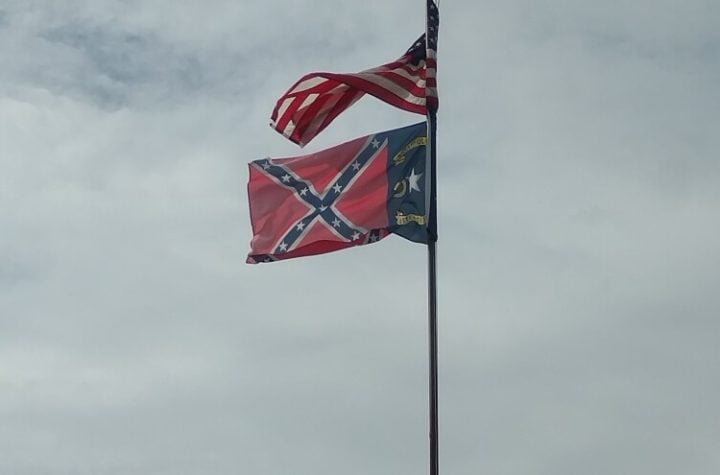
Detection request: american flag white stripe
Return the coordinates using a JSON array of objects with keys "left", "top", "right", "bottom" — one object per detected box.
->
[
  {"left": 296, "top": 92, "right": 362, "bottom": 146},
  {"left": 374, "top": 68, "right": 428, "bottom": 86},
  {"left": 348, "top": 74, "right": 426, "bottom": 105},
  {"left": 289, "top": 76, "right": 328, "bottom": 94}
]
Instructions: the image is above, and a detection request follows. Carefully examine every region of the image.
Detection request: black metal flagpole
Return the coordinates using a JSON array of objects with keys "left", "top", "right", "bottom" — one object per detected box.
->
[
  {"left": 425, "top": 1, "right": 439, "bottom": 473},
  {"left": 425, "top": 0, "right": 440, "bottom": 475},
  {"left": 427, "top": 107, "right": 439, "bottom": 475}
]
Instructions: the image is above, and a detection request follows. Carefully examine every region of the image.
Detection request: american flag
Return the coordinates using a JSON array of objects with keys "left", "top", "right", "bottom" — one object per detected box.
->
[{"left": 270, "top": 0, "right": 439, "bottom": 147}]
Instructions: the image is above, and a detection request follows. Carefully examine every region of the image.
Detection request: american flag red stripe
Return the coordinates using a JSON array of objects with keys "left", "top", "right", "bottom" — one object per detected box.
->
[{"left": 270, "top": 1, "right": 438, "bottom": 147}]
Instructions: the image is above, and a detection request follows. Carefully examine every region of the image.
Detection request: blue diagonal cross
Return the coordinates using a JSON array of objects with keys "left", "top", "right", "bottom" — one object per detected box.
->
[{"left": 253, "top": 136, "right": 386, "bottom": 255}]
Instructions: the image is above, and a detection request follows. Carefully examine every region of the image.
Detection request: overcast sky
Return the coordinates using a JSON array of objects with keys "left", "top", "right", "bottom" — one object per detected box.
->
[{"left": 2, "top": 1, "right": 720, "bottom": 474}]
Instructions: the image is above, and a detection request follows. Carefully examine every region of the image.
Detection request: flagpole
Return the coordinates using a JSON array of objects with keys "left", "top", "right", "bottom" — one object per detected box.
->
[
  {"left": 427, "top": 107, "right": 439, "bottom": 475},
  {"left": 425, "top": 1, "right": 439, "bottom": 474}
]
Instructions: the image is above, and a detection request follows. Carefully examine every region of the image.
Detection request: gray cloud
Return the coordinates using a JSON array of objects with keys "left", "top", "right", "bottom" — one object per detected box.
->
[{"left": 1, "top": 1, "right": 719, "bottom": 474}]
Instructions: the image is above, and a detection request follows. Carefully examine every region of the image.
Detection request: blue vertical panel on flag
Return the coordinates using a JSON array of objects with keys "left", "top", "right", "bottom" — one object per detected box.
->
[{"left": 387, "top": 121, "right": 428, "bottom": 244}]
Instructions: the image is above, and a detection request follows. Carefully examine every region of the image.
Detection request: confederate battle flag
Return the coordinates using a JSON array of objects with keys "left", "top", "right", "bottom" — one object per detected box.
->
[{"left": 246, "top": 122, "right": 429, "bottom": 264}]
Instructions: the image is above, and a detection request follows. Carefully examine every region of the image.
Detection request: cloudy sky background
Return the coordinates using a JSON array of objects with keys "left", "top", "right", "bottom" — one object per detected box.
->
[{"left": 2, "top": 0, "right": 720, "bottom": 473}]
